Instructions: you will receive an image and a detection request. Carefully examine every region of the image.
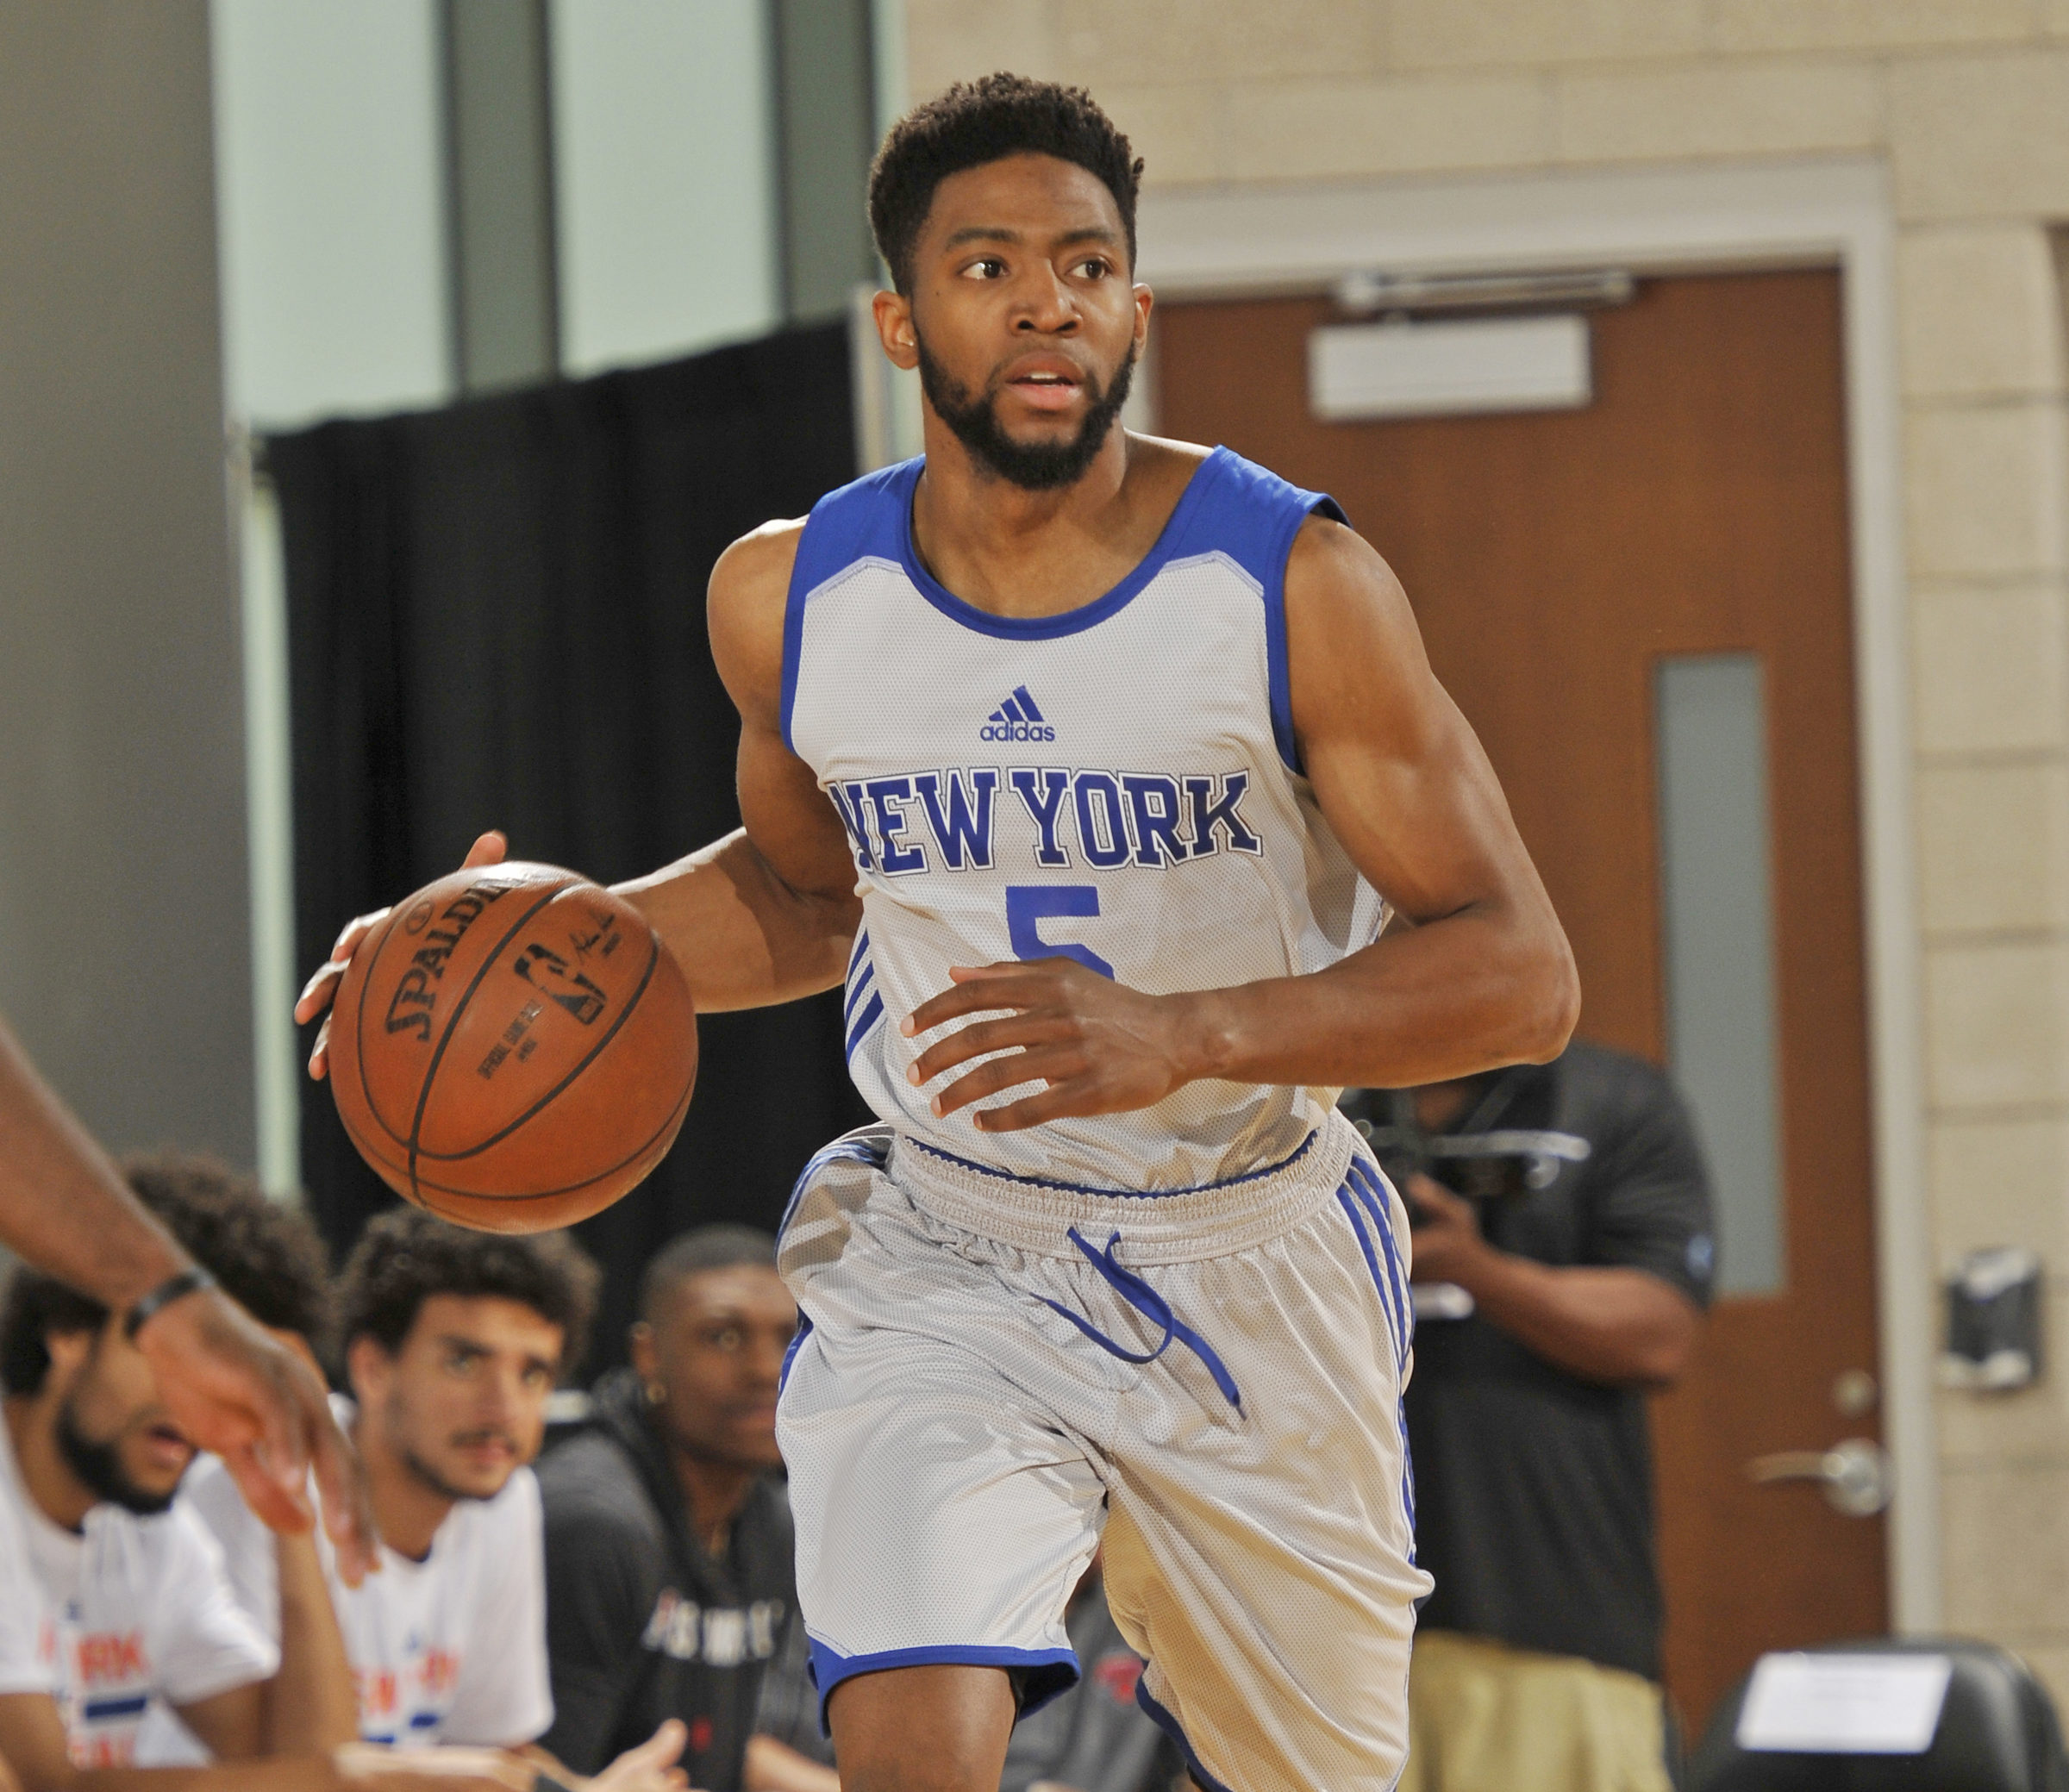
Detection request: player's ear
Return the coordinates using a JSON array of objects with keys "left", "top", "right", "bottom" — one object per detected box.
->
[
  {"left": 41, "top": 1325, "right": 97, "bottom": 1388},
  {"left": 873, "top": 288, "right": 918, "bottom": 372},
  {"left": 344, "top": 1333, "right": 391, "bottom": 1405}
]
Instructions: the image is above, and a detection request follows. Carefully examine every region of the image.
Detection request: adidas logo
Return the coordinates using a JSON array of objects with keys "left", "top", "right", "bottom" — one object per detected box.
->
[{"left": 979, "top": 684, "right": 1056, "bottom": 742}]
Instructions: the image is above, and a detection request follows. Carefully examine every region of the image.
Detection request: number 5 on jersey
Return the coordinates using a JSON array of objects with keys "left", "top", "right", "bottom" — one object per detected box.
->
[{"left": 1005, "top": 885, "right": 1115, "bottom": 978}]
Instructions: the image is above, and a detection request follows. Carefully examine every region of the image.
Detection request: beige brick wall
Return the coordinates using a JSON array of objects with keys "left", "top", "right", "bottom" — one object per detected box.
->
[{"left": 898, "top": 0, "right": 2069, "bottom": 1703}]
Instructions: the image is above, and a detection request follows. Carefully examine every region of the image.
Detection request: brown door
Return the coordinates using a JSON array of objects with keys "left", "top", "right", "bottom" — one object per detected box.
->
[{"left": 1156, "top": 271, "right": 1884, "bottom": 1729}]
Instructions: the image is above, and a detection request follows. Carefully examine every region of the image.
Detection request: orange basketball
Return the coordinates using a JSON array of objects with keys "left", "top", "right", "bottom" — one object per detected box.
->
[{"left": 327, "top": 861, "right": 697, "bottom": 1233}]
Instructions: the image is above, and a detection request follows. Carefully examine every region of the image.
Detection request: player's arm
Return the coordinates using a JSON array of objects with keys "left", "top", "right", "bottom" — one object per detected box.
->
[
  {"left": 0, "top": 1019, "right": 377, "bottom": 1583},
  {"left": 172, "top": 1685, "right": 266, "bottom": 1762},
  {"left": 613, "top": 521, "right": 862, "bottom": 1012},
  {"left": 296, "top": 523, "right": 859, "bottom": 1072},
  {"left": 906, "top": 516, "right": 1579, "bottom": 1127},
  {"left": 261, "top": 1529, "right": 360, "bottom": 1753},
  {"left": 0, "top": 1693, "right": 538, "bottom": 1792}
]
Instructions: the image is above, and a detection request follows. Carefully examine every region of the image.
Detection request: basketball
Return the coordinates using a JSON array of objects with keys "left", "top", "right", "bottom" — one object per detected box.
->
[{"left": 326, "top": 861, "right": 697, "bottom": 1233}]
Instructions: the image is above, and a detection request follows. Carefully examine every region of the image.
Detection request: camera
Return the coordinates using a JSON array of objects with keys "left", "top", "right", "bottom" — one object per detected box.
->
[{"left": 1343, "top": 1088, "right": 1591, "bottom": 1227}]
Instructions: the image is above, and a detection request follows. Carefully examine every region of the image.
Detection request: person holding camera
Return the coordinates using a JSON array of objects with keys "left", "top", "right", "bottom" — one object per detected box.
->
[{"left": 1349, "top": 1040, "right": 1716, "bottom": 1792}]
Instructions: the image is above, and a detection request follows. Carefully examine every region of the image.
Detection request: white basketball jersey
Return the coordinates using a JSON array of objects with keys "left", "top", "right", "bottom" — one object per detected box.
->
[{"left": 784, "top": 446, "right": 1386, "bottom": 1192}]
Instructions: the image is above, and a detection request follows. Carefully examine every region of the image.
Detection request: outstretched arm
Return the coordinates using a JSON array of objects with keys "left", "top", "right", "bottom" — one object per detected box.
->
[
  {"left": 905, "top": 516, "right": 1579, "bottom": 1128},
  {"left": 294, "top": 522, "right": 860, "bottom": 1065},
  {"left": 615, "top": 522, "right": 862, "bottom": 1009},
  {"left": 0, "top": 1019, "right": 376, "bottom": 1581}
]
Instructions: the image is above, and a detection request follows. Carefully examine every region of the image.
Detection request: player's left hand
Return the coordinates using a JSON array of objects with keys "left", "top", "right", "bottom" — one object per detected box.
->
[
  {"left": 1401, "top": 1171, "right": 1491, "bottom": 1286},
  {"left": 902, "top": 958, "right": 1202, "bottom": 1132}
]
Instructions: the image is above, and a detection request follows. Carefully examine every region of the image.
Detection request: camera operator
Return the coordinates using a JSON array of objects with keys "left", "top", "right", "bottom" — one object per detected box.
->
[{"left": 1349, "top": 1040, "right": 1715, "bottom": 1792}]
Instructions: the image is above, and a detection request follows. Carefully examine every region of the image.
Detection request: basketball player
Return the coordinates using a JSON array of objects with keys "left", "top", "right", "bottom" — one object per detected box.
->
[
  {"left": 0, "top": 1015, "right": 373, "bottom": 1583},
  {"left": 302, "top": 75, "right": 1577, "bottom": 1792}
]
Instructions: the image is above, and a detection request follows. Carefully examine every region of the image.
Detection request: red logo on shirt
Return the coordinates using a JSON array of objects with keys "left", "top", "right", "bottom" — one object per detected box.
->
[
  {"left": 689, "top": 1717, "right": 713, "bottom": 1754},
  {"left": 73, "top": 1631, "right": 146, "bottom": 1685},
  {"left": 1093, "top": 1652, "right": 1143, "bottom": 1706},
  {"left": 72, "top": 1731, "right": 136, "bottom": 1768},
  {"left": 356, "top": 1667, "right": 400, "bottom": 1719}
]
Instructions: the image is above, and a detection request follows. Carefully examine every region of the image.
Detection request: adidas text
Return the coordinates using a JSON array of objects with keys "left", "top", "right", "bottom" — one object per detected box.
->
[{"left": 979, "top": 720, "right": 1056, "bottom": 742}]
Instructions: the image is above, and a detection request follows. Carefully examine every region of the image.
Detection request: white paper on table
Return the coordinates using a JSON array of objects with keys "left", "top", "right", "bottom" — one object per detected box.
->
[{"left": 1735, "top": 1652, "right": 1953, "bottom": 1755}]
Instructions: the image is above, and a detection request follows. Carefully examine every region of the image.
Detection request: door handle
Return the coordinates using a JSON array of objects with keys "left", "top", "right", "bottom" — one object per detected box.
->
[{"left": 1747, "top": 1437, "right": 1891, "bottom": 1518}]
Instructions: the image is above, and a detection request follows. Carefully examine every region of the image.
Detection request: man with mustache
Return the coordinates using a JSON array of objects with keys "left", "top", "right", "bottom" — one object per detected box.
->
[
  {"left": 172, "top": 1211, "right": 689, "bottom": 1792},
  {"left": 300, "top": 1211, "right": 593, "bottom": 1757}
]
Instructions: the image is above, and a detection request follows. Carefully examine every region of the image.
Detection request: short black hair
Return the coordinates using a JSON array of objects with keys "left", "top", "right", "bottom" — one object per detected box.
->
[
  {"left": 868, "top": 73, "right": 1143, "bottom": 295},
  {"left": 338, "top": 1209, "right": 600, "bottom": 1383},
  {"left": 636, "top": 1224, "right": 778, "bottom": 1324},
  {"left": 0, "top": 1152, "right": 334, "bottom": 1397}
]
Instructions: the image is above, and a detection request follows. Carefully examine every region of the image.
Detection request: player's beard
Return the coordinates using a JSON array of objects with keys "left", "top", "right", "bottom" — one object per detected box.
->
[
  {"left": 916, "top": 335, "right": 1135, "bottom": 491},
  {"left": 55, "top": 1399, "right": 177, "bottom": 1517}
]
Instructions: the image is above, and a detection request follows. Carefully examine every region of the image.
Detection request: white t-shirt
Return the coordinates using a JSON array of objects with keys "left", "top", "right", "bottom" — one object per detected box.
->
[
  {"left": 175, "top": 1398, "right": 553, "bottom": 1751},
  {"left": 0, "top": 1454, "right": 56, "bottom": 1698},
  {"left": 0, "top": 1416, "right": 278, "bottom": 1766}
]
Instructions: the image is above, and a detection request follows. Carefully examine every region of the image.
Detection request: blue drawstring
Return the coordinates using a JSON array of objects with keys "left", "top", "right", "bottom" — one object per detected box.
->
[{"left": 1040, "top": 1227, "right": 1243, "bottom": 1411}]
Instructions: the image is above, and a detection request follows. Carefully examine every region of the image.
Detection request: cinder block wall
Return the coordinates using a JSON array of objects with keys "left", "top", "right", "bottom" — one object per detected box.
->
[{"left": 897, "top": 0, "right": 2069, "bottom": 1697}]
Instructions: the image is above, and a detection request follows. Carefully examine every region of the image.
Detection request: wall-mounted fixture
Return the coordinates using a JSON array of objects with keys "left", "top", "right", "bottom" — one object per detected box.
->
[
  {"left": 1941, "top": 1246, "right": 2043, "bottom": 1392},
  {"left": 1309, "top": 313, "right": 1593, "bottom": 421}
]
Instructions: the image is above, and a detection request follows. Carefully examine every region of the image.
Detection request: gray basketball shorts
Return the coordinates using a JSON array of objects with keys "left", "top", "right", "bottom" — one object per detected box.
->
[{"left": 774, "top": 1115, "right": 1433, "bottom": 1792}]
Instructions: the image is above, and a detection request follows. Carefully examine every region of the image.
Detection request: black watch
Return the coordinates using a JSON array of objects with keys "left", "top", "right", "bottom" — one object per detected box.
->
[{"left": 123, "top": 1266, "right": 218, "bottom": 1341}]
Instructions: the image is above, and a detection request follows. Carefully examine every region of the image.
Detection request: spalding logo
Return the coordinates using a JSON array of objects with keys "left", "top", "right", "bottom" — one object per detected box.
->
[{"left": 384, "top": 881, "right": 512, "bottom": 1041}]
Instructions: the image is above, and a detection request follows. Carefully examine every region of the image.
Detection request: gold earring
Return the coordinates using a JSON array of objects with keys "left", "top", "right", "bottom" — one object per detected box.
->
[{"left": 645, "top": 1380, "right": 666, "bottom": 1406}]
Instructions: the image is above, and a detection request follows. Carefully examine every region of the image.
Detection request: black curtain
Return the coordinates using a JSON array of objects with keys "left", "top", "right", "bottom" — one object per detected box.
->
[{"left": 269, "top": 322, "right": 872, "bottom": 1375}]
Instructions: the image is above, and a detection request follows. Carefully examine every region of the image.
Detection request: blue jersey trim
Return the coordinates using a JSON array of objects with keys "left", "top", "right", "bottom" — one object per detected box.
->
[
  {"left": 785, "top": 448, "right": 1342, "bottom": 772},
  {"left": 908, "top": 1129, "right": 1316, "bottom": 1201},
  {"left": 781, "top": 463, "right": 916, "bottom": 751},
  {"left": 81, "top": 1695, "right": 150, "bottom": 1723},
  {"left": 806, "top": 1639, "right": 1079, "bottom": 1733},
  {"left": 843, "top": 956, "right": 876, "bottom": 1023},
  {"left": 1233, "top": 462, "right": 1347, "bottom": 776},
  {"left": 1134, "top": 1682, "right": 1239, "bottom": 1792},
  {"left": 778, "top": 1310, "right": 813, "bottom": 1396},
  {"left": 778, "top": 1127, "right": 891, "bottom": 1237},
  {"left": 893, "top": 451, "right": 1226, "bottom": 640},
  {"left": 844, "top": 990, "right": 886, "bottom": 1060},
  {"left": 1337, "top": 1189, "right": 1404, "bottom": 1371}
]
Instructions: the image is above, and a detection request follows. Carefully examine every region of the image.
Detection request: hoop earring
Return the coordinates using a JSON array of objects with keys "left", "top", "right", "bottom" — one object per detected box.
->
[{"left": 644, "top": 1380, "right": 666, "bottom": 1407}]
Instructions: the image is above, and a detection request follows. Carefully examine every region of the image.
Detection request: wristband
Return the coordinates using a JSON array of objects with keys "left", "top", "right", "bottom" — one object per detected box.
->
[{"left": 123, "top": 1266, "right": 217, "bottom": 1340}]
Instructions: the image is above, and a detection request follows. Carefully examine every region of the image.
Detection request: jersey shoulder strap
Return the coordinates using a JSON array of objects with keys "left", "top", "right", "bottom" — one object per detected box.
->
[
  {"left": 781, "top": 458, "right": 921, "bottom": 749},
  {"left": 1179, "top": 447, "right": 1349, "bottom": 773}
]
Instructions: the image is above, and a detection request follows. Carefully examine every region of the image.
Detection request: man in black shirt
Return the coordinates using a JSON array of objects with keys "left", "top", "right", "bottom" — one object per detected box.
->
[
  {"left": 1349, "top": 1040, "right": 1714, "bottom": 1792},
  {"left": 538, "top": 1227, "right": 834, "bottom": 1792}
]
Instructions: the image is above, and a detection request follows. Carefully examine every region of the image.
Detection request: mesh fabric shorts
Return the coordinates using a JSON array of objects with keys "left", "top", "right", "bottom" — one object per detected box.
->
[{"left": 775, "top": 1115, "right": 1433, "bottom": 1792}]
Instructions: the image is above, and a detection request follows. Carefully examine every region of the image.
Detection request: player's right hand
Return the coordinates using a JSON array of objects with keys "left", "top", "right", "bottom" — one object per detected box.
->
[{"left": 297, "top": 830, "right": 508, "bottom": 1079}]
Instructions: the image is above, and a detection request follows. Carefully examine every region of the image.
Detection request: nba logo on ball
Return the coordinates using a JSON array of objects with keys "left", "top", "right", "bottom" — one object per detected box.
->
[{"left": 328, "top": 862, "right": 697, "bottom": 1233}]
